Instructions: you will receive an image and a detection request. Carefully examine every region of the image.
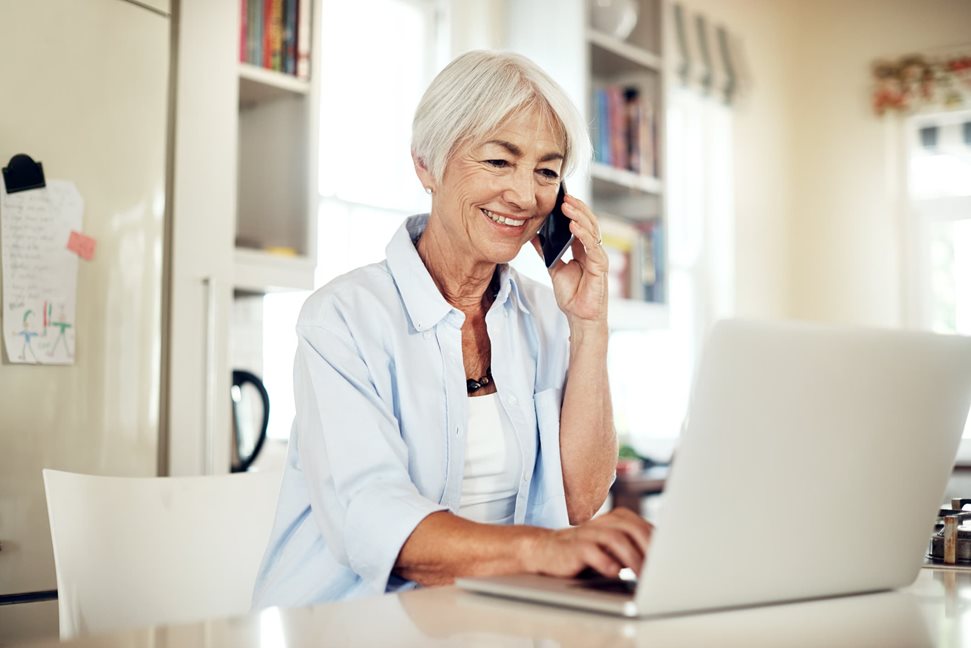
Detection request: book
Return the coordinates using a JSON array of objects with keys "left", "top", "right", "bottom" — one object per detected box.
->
[
  {"left": 253, "top": 0, "right": 263, "bottom": 65},
  {"left": 240, "top": 0, "right": 248, "bottom": 63},
  {"left": 283, "top": 0, "right": 297, "bottom": 75},
  {"left": 270, "top": 0, "right": 283, "bottom": 71},
  {"left": 608, "top": 86, "right": 627, "bottom": 171},
  {"left": 296, "top": 0, "right": 311, "bottom": 80},
  {"left": 634, "top": 220, "right": 665, "bottom": 303},
  {"left": 599, "top": 216, "right": 639, "bottom": 299}
]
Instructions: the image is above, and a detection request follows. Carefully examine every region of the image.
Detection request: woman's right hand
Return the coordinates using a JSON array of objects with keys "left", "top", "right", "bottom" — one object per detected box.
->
[{"left": 523, "top": 508, "right": 654, "bottom": 578}]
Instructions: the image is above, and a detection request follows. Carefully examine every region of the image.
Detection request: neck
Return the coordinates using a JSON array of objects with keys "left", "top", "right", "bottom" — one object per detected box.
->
[{"left": 416, "top": 215, "right": 497, "bottom": 314}]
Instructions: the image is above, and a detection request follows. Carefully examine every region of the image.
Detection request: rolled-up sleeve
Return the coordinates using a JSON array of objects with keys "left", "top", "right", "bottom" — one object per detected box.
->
[{"left": 295, "top": 317, "right": 446, "bottom": 595}]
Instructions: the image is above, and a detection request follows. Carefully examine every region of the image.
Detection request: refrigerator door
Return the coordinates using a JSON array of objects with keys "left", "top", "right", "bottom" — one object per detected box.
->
[{"left": 0, "top": 0, "right": 169, "bottom": 605}]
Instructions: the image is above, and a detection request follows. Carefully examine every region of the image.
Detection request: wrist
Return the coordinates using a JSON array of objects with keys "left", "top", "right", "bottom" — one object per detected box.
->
[
  {"left": 517, "top": 527, "right": 553, "bottom": 574},
  {"left": 568, "top": 318, "right": 609, "bottom": 346}
]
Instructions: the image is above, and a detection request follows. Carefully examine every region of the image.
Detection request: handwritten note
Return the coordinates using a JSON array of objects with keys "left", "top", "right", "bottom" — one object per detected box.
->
[{"left": 1, "top": 180, "right": 83, "bottom": 364}]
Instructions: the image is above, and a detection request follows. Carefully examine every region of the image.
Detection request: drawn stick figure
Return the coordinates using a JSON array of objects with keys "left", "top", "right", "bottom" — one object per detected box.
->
[
  {"left": 17, "top": 310, "right": 39, "bottom": 362},
  {"left": 48, "top": 306, "right": 73, "bottom": 358}
]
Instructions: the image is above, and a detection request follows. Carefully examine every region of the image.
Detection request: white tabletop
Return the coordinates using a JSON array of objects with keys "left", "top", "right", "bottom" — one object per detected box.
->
[{"left": 19, "top": 567, "right": 971, "bottom": 647}]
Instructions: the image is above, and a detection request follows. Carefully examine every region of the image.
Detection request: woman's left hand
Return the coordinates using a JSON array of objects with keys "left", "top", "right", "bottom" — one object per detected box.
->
[{"left": 531, "top": 194, "right": 609, "bottom": 324}]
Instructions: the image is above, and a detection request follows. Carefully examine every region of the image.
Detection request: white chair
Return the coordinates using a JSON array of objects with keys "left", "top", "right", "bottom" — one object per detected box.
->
[{"left": 42, "top": 468, "right": 282, "bottom": 639}]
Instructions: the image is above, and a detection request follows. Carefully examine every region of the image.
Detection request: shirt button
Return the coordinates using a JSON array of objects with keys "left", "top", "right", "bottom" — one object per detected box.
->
[
  {"left": 507, "top": 394, "right": 518, "bottom": 406},
  {"left": 455, "top": 426, "right": 460, "bottom": 436},
  {"left": 423, "top": 330, "right": 432, "bottom": 339}
]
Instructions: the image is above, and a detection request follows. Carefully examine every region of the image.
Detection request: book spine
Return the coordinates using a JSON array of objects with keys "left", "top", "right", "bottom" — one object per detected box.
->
[
  {"left": 262, "top": 0, "right": 273, "bottom": 68},
  {"left": 254, "top": 0, "right": 263, "bottom": 66},
  {"left": 624, "top": 87, "right": 639, "bottom": 174},
  {"left": 246, "top": 0, "right": 254, "bottom": 64},
  {"left": 637, "top": 222, "right": 657, "bottom": 302},
  {"left": 270, "top": 0, "right": 283, "bottom": 71},
  {"left": 240, "top": 0, "right": 248, "bottom": 62},
  {"left": 652, "top": 221, "right": 664, "bottom": 302},
  {"left": 591, "top": 88, "right": 603, "bottom": 163},
  {"left": 284, "top": 0, "right": 297, "bottom": 75},
  {"left": 608, "top": 86, "right": 626, "bottom": 171},
  {"left": 296, "top": 0, "right": 311, "bottom": 80},
  {"left": 639, "top": 97, "right": 653, "bottom": 177}
]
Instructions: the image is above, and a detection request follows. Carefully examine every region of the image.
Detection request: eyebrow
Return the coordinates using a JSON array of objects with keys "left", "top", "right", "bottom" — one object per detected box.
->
[{"left": 483, "top": 139, "right": 564, "bottom": 163}]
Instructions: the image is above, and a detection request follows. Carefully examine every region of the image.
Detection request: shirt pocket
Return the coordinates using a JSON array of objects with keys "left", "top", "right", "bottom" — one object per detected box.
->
[{"left": 527, "top": 387, "right": 569, "bottom": 528}]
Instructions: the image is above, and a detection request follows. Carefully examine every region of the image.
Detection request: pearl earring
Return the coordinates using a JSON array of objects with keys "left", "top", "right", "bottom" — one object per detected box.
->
[{"left": 424, "top": 187, "right": 433, "bottom": 195}]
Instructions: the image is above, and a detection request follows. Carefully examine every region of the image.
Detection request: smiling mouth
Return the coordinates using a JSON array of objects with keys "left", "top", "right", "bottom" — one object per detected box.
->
[{"left": 482, "top": 208, "right": 527, "bottom": 228}]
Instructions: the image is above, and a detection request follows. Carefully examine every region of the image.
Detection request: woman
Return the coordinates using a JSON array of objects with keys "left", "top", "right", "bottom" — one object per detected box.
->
[{"left": 253, "top": 50, "right": 653, "bottom": 609}]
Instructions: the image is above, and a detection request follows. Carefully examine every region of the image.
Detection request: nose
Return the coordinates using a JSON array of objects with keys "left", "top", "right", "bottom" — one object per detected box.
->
[{"left": 501, "top": 168, "right": 537, "bottom": 212}]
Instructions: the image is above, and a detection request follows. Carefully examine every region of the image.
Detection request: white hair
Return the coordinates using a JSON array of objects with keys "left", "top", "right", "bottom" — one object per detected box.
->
[{"left": 411, "top": 50, "right": 591, "bottom": 183}]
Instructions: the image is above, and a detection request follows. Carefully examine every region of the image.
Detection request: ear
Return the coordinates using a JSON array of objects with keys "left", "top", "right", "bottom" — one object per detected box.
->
[{"left": 412, "top": 151, "right": 436, "bottom": 194}]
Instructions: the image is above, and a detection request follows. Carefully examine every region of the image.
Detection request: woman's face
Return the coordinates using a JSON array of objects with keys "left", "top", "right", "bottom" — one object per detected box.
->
[{"left": 424, "top": 106, "right": 566, "bottom": 266}]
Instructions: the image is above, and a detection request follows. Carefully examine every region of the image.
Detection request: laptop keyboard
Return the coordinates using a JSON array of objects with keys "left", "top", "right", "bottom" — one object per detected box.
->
[{"left": 572, "top": 569, "right": 638, "bottom": 595}]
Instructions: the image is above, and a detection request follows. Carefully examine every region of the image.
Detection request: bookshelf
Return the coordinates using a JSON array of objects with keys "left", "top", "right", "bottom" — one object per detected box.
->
[
  {"left": 235, "top": 0, "right": 319, "bottom": 292},
  {"left": 507, "top": 0, "right": 668, "bottom": 330},
  {"left": 587, "top": 0, "right": 668, "bottom": 329},
  {"left": 238, "top": 63, "right": 310, "bottom": 104}
]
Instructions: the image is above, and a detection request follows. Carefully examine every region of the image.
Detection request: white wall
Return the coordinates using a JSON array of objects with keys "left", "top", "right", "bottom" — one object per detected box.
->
[
  {"left": 677, "top": 0, "right": 971, "bottom": 325},
  {"left": 786, "top": 0, "right": 971, "bottom": 326},
  {"left": 448, "top": 0, "right": 506, "bottom": 55},
  {"left": 676, "top": 0, "right": 797, "bottom": 320}
]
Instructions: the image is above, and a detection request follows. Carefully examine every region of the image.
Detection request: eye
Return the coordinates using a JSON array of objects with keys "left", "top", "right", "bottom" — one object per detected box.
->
[
  {"left": 485, "top": 159, "right": 510, "bottom": 168},
  {"left": 538, "top": 168, "right": 560, "bottom": 181}
]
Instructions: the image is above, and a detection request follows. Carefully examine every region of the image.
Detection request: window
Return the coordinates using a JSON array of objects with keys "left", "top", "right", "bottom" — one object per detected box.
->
[
  {"left": 607, "top": 86, "right": 735, "bottom": 461},
  {"left": 262, "top": 0, "right": 443, "bottom": 440},
  {"left": 906, "top": 110, "right": 971, "bottom": 452}
]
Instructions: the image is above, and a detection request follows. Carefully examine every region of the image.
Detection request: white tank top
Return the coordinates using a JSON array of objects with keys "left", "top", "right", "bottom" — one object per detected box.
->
[{"left": 458, "top": 393, "right": 522, "bottom": 524}]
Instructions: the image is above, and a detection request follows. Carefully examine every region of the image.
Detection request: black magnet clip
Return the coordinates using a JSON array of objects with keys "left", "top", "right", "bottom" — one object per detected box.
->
[{"left": 2, "top": 154, "right": 46, "bottom": 194}]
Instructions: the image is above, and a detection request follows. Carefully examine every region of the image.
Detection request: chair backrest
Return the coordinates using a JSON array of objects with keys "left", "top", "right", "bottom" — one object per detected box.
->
[{"left": 42, "top": 468, "right": 281, "bottom": 639}]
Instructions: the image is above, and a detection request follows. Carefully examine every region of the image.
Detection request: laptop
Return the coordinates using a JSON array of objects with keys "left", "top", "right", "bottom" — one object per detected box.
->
[{"left": 457, "top": 319, "right": 971, "bottom": 617}]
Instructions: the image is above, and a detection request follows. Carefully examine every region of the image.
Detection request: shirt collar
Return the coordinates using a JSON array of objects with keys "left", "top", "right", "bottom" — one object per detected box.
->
[
  {"left": 385, "top": 215, "right": 533, "bottom": 332},
  {"left": 494, "top": 264, "right": 533, "bottom": 316}
]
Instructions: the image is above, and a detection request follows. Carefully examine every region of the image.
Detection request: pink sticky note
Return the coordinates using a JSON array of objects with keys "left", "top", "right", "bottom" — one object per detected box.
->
[{"left": 67, "top": 230, "right": 96, "bottom": 261}]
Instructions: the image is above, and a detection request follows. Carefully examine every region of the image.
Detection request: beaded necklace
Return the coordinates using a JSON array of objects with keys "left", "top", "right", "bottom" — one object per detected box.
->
[{"left": 466, "top": 367, "right": 493, "bottom": 394}]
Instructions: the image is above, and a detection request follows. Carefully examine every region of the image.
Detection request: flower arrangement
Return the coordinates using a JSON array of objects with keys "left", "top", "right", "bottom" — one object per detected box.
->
[{"left": 872, "top": 51, "right": 971, "bottom": 115}]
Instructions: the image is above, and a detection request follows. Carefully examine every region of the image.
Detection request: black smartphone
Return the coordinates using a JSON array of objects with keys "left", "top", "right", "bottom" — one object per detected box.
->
[{"left": 537, "top": 182, "right": 572, "bottom": 268}]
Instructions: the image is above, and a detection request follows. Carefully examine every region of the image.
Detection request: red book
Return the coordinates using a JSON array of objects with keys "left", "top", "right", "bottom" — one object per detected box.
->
[
  {"left": 608, "top": 86, "right": 627, "bottom": 171},
  {"left": 263, "top": 0, "right": 273, "bottom": 69}
]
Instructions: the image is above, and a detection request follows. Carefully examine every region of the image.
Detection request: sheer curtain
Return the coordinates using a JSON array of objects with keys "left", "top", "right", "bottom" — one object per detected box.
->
[{"left": 609, "top": 84, "right": 734, "bottom": 461}]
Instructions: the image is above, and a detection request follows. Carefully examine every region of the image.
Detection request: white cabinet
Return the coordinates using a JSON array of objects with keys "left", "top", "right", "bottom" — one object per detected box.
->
[
  {"left": 236, "top": 25, "right": 320, "bottom": 292},
  {"left": 166, "top": 0, "right": 318, "bottom": 476}
]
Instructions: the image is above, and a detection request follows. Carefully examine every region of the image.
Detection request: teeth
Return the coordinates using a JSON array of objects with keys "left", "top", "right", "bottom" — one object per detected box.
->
[{"left": 483, "top": 209, "right": 526, "bottom": 227}]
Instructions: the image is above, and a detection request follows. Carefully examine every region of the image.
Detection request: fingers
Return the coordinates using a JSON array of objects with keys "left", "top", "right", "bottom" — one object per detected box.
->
[
  {"left": 595, "top": 508, "right": 654, "bottom": 557},
  {"left": 562, "top": 195, "right": 603, "bottom": 254},
  {"left": 575, "top": 509, "right": 654, "bottom": 577},
  {"left": 534, "top": 515, "right": 653, "bottom": 579},
  {"left": 579, "top": 542, "right": 624, "bottom": 578},
  {"left": 588, "top": 526, "right": 645, "bottom": 576}
]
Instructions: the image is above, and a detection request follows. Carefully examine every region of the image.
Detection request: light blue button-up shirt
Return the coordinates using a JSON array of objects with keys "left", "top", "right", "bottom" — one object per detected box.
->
[{"left": 252, "top": 215, "right": 571, "bottom": 609}]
